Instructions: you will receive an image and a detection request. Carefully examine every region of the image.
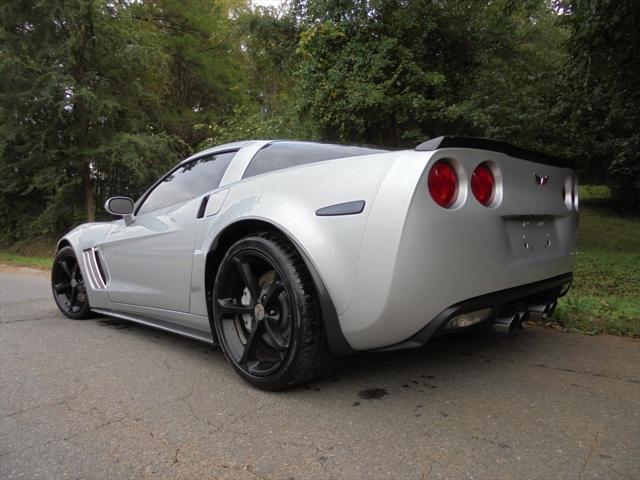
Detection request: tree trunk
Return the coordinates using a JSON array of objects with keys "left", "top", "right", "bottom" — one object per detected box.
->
[{"left": 84, "top": 164, "right": 95, "bottom": 222}]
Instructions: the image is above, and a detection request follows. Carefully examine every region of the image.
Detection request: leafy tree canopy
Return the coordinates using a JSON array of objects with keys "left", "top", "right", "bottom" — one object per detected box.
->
[{"left": 1, "top": 0, "right": 638, "bottom": 244}]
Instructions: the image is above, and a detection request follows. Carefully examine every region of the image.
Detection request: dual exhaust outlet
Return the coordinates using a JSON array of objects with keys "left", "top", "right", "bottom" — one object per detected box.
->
[{"left": 492, "top": 301, "right": 557, "bottom": 334}]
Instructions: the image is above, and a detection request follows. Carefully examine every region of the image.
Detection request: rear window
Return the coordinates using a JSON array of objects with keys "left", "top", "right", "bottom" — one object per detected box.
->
[{"left": 242, "top": 141, "right": 386, "bottom": 179}]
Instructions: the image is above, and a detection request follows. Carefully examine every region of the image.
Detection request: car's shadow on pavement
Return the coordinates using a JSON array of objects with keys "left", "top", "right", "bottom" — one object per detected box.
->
[{"left": 93, "top": 314, "right": 550, "bottom": 394}]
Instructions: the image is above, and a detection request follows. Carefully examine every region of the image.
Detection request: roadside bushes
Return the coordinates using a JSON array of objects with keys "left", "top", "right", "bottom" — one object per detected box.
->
[{"left": 607, "top": 136, "right": 640, "bottom": 214}]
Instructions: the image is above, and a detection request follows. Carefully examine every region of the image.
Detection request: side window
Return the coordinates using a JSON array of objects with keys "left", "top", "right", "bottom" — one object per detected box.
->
[
  {"left": 242, "top": 141, "right": 386, "bottom": 178},
  {"left": 138, "top": 151, "right": 236, "bottom": 215}
]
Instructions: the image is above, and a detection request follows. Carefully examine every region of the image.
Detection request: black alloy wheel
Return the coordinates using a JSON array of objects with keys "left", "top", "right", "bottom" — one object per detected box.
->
[
  {"left": 51, "top": 246, "right": 93, "bottom": 319},
  {"left": 212, "top": 232, "right": 339, "bottom": 391}
]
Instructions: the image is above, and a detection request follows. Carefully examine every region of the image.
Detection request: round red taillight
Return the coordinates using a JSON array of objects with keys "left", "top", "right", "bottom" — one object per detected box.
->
[
  {"left": 471, "top": 164, "right": 495, "bottom": 206},
  {"left": 428, "top": 161, "right": 458, "bottom": 208}
]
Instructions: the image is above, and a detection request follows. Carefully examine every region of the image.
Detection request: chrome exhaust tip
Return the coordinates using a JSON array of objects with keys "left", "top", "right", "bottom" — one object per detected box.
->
[
  {"left": 527, "top": 302, "right": 557, "bottom": 320},
  {"left": 527, "top": 304, "right": 547, "bottom": 318},
  {"left": 517, "top": 311, "right": 530, "bottom": 328},
  {"left": 541, "top": 301, "right": 557, "bottom": 320},
  {"left": 492, "top": 313, "right": 519, "bottom": 334}
]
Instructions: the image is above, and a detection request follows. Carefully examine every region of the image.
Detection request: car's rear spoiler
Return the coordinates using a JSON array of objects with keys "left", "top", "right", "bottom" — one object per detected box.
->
[{"left": 415, "top": 136, "right": 569, "bottom": 168}]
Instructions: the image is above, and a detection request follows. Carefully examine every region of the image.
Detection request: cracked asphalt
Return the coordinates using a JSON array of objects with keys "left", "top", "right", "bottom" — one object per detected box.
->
[{"left": 1, "top": 267, "right": 639, "bottom": 480}]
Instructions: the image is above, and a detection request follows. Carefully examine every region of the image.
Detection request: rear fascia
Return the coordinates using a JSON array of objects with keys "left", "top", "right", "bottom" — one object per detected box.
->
[{"left": 340, "top": 148, "right": 578, "bottom": 351}]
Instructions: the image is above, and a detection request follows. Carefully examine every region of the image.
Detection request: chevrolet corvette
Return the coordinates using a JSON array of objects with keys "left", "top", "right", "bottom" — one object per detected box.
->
[{"left": 52, "top": 137, "right": 578, "bottom": 390}]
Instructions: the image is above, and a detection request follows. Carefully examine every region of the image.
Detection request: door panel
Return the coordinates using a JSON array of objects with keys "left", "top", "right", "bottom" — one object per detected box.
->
[
  {"left": 97, "top": 150, "right": 238, "bottom": 314},
  {"left": 98, "top": 198, "right": 199, "bottom": 312}
]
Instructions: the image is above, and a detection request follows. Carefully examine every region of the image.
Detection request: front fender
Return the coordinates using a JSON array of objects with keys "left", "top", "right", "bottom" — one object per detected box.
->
[{"left": 57, "top": 221, "right": 116, "bottom": 310}]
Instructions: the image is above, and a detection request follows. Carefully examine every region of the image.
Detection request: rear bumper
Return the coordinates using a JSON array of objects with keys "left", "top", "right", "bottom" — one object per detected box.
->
[{"left": 374, "top": 272, "right": 572, "bottom": 351}]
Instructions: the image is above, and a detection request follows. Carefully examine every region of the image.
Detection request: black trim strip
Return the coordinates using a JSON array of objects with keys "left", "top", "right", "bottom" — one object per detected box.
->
[
  {"left": 292, "top": 239, "right": 356, "bottom": 356},
  {"left": 415, "top": 136, "right": 569, "bottom": 168},
  {"left": 316, "top": 201, "right": 365, "bottom": 216}
]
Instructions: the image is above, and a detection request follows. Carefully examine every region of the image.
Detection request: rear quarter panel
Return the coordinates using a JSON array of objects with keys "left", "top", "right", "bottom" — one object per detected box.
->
[{"left": 188, "top": 152, "right": 403, "bottom": 317}]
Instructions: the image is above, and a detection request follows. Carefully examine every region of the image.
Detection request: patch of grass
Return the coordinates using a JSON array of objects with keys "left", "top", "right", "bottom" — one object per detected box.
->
[
  {"left": 554, "top": 296, "right": 639, "bottom": 336},
  {"left": 580, "top": 184, "right": 611, "bottom": 203},
  {"left": 1, "top": 237, "right": 56, "bottom": 258},
  {"left": 0, "top": 252, "right": 52, "bottom": 270},
  {"left": 552, "top": 185, "right": 640, "bottom": 337}
]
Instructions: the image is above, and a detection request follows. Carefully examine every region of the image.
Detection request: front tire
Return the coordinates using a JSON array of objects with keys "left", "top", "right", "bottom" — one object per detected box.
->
[
  {"left": 212, "top": 232, "right": 338, "bottom": 391},
  {"left": 51, "top": 246, "right": 94, "bottom": 320}
]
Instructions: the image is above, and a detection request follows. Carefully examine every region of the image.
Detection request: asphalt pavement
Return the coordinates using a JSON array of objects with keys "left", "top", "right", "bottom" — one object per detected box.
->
[{"left": 1, "top": 267, "right": 639, "bottom": 479}]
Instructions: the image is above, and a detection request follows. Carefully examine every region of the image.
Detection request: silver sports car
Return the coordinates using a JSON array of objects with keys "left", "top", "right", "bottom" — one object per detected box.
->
[{"left": 52, "top": 137, "right": 578, "bottom": 390}]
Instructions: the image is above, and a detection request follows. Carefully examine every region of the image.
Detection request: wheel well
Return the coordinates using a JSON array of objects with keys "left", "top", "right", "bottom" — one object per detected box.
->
[
  {"left": 204, "top": 220, "right": 282, "bottom": 326},
  {"left": 57, "top": 239, "right": 72, "bottom": 251}
]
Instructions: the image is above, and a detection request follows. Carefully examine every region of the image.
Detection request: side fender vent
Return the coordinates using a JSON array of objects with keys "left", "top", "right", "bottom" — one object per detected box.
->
[{"left": 82, "top": 248, "right": 108, "bottom": 290}]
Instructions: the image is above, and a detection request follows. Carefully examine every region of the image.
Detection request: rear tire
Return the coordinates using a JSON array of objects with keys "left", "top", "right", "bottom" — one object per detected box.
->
[
  {"left": 212, "top": 232, "right": 340, "bottom": 391},
  {"left": 51, "top": 246, "right": 94, "bottom": 320}
]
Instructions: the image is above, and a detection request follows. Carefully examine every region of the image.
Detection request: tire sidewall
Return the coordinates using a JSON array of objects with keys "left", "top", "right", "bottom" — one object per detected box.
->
[
  {"left": 52, "top": 246, "right": 93, "bottom": 320},
  {"left": 212, "top": 235, "right": 318, "bottom": 390}
]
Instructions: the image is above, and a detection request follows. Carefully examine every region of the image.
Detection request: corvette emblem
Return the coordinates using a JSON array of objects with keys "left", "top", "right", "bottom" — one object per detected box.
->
[{"left": 534, "top": 174, "right": 549, "bottom": 186}]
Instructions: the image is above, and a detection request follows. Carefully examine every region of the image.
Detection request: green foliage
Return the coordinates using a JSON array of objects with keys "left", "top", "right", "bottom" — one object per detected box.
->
[
  {"left": 292, "top": 0, "right": 482, "bottom": 146},
  {"left": 453, "top": 2, "right": 575, "bottom": 159},
  {"left": 553, "top": 187, "right": 640, "bottom": 336},
  {"left": 607, "top": 136, "right": 640, "bottom": 213},
  {"left": 0, "top": 0, "right": 184, "bottom": 241},
  {"left": 555, "top": 296, "right": 639, "bottom": 337},
  {"left": 562, "top": 0, "right": 640, "bottom": 210},
  {"left": 290, "top": 0, "right": 580, "bottom": 154},
  {"left": 1, "top": 0, "right": 638, "bottom": 247},
  {"left": 198, "top": 105, "right": 313, "bottom": 149},
  {"left": 237, "top": 5, "right": 299, "bottom": 113},
  {"left": 134, "top": 0, "right": 249, "bottom": 146},
  {"left": 198, "top": 5, "right": 311, "bottom": 148}
]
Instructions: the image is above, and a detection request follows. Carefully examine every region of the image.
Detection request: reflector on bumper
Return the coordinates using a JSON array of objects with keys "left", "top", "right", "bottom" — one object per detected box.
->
[{"left": 444, "top": 308, "right": 492, "bottom": 330}]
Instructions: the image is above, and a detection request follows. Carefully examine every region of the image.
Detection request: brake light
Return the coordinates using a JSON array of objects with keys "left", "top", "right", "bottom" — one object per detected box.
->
[
  {"left": 471, "top": 164, "right": 495, "bottom": 206},
  {"left": 428, "top": 161, "right": 458, "bottom": 208}
]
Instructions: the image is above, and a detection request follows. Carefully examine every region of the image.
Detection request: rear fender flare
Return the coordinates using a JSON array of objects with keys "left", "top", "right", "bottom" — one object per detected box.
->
[{"left": 204, "top": 217, "right": 355, "bottom": 356}]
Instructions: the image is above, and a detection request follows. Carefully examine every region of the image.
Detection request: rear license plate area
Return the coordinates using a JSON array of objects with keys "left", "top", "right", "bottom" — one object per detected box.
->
[{"left": 505, "top": 217, "right": 556, "bottom": 259}]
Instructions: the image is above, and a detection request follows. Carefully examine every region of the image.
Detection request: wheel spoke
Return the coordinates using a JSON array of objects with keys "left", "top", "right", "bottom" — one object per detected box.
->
[
  {"left": 233, "top": 256, "right": 259, "bottom": 299},
  {"left": 68, "top": 286, "right": 78, "bottom": 308},
  {"left": 217, "top": 298, "right": 253, "bottom": 316},
  {"left": 261, "top": 280, "right": 284, "bottom": 306},
  {"left": 240, "top": 321, "right": 263, "bottom": 365},
  {"left": 263, "top": 317, "right": 289, "bottom": 352},
  {"left": 53, "top": 282, "right": 71, "bottom": 294},
  {"left": 71, "top": 263, "right": 79, "bottom": 280},
  {"left": 57, "top": 260, "right": 73, "bottom": 279}
]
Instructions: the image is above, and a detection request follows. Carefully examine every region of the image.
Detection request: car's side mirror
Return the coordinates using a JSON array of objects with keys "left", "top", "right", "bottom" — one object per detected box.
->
[{"left": 105, "top": 196, "right": 135, "bottom": 222}]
